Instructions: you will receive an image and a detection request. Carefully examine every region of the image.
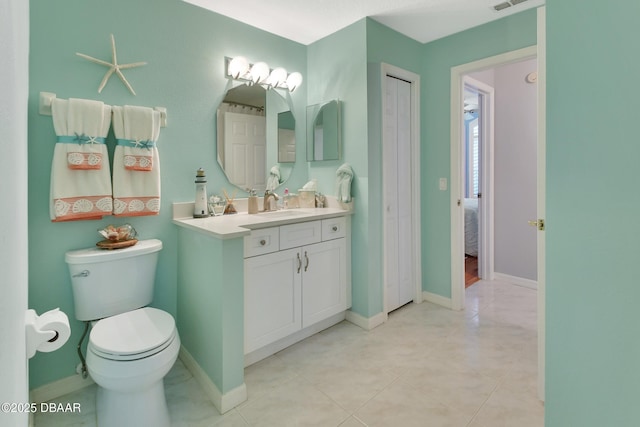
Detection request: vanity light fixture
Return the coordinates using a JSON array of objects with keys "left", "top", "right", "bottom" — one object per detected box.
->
[{"left": 225, "top": 56, "right": 303, "bottom": 92}]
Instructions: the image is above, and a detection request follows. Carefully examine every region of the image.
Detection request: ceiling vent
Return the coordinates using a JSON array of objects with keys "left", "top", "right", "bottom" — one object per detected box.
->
[{"left": 493, "top": 0, "right": 528, "bottom": 12}]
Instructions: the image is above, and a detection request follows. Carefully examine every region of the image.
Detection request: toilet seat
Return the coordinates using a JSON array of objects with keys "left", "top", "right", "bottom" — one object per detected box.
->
[{"left": 89, "top": 307, "right": 176, "bottom": 361}]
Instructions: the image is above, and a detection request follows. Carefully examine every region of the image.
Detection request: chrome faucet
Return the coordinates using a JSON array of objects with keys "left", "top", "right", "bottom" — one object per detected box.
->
[{"left": 263, "top": 190, "right": 279, "bottom": 211}]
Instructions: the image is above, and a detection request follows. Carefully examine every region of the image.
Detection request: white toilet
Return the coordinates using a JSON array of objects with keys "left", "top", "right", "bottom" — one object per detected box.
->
[{"left": 65, "top": 239, "right": 180, "bottom": 427}]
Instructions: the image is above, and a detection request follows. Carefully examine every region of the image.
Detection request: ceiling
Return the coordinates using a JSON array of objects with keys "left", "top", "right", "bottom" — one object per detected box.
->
[{"left": 184, "top": 0, "right": 544, "bottom": 45}]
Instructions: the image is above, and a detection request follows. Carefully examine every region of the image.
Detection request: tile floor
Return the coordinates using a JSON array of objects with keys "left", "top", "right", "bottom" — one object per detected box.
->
[{"left": 35, "top": 279, "right": 543, "bottom": 426}]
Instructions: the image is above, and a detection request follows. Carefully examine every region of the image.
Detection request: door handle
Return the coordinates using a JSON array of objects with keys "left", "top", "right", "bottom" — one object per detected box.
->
[
  {"left": 304, "top": 251, "right": 309, "bottom": 272},
  {"left": 528, "top": 219, "right": 545, "bottom": 231},
  {"left": 297, "top": 253, "right": 301, "bottom": 273}
]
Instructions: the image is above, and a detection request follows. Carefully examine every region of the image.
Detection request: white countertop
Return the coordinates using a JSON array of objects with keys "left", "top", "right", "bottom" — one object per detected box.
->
[{"left": 173, "top": 206, "right": 352, "bottom": 239}]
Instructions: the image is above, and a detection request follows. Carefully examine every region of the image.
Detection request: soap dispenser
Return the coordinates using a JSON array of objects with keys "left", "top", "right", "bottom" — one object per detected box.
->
[
  {"left": 194, "top": 168, "right": 209, "bottom": 218},
  {"left": 247, "top": 188, "right": 258, "bottom": 214}
]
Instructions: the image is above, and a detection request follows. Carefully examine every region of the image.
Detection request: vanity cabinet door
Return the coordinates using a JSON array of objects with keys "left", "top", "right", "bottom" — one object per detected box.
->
[
  {"left": 244, "top": 248, "right": 301, "bottom": 354},
  {"left": 301, "top": 238, "right": 347, "bottom": 328}
]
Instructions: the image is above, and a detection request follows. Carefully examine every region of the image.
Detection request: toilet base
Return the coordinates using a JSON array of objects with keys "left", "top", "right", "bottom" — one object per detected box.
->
[{"left": 96, "top": 380, "right": 170, "bottom": 427}]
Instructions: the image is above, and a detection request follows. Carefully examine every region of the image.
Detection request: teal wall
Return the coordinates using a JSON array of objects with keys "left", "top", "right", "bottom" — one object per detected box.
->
[
  {"left": 546, "top": 1, "right": 640, "bottom": 425},
  {"left": 420, "top": 9, "right": 538, "bottom": 297},
  {"left": 28, "top": 0, "right": 306, "bottom": 389},
  {"left": 177, "top": 229, "right": 244, "bottom": 393},
  {"left": 306, "top": 22, "right": 374, "bottom": 315}
]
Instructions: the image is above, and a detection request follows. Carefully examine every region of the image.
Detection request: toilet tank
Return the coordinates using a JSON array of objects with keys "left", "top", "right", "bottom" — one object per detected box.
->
[{"left": 65, "top": 239, "right": 163, "bottom": 321}]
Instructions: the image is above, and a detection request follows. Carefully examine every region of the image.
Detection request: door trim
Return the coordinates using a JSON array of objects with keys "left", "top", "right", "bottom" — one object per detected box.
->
[
  {"left": 381, "top": 63, "right": 422, "bottom": 314},
  {"left": 450, "top": 45, "right": 538, "bottom": 312},
  {"left": 462, "top": 76, "right": 495, "bottom": 283},
  {"left": 536, "top": 5, "right": 546, "bottom": 402}
]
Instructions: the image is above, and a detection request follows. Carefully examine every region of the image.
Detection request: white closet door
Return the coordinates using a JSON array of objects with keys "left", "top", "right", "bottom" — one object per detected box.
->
[
  {"left": 396, "top": 78, "right": 413, "bottom": 305},
  {"left": 384, "top": 76, "right": 413, "bottom": 312}
]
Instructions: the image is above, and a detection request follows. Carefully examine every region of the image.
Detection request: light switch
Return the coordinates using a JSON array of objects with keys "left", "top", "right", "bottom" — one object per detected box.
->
[{"left": 439, "top": 178, "right": 447, "bottom": 191}]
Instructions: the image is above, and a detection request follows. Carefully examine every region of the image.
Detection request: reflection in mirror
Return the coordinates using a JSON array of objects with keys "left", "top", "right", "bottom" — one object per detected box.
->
[
  {"left": 307, "top": 100, "right": 341, "bottom": 161},
  {"left": 278, "top": 111, "right": 295, "bottom": 163},
  {"left": 217, "top": 84, "right": 295, "bottom": 192}
]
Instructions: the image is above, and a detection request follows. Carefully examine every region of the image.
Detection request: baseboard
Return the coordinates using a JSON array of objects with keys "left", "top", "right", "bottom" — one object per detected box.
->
[
  {"left": 493, "top": 272, "right": 538, "bottom": 290},
  {"left": 178, "top": 346, "right": 246, "bottom": 415},
  {"left": 29, "top": 371, "right": 94, "bottom": 404},
  {"left": 422, "top": 291, "right": 453, "bottom": 309},
  {"left": 345, "top": 309, "right": 387, "bottom": 331}
]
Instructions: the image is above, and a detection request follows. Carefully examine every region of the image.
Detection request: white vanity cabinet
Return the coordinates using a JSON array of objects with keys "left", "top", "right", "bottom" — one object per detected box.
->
[
  {"left": 244, "top": 247, "right": 301, "bottom": 353},
  {"left": 243, "top": 217, "right": 348, "bottom": 357}
]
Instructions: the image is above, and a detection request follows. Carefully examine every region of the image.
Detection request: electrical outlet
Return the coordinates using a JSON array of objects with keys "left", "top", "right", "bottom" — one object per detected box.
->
[{"left": 439, "top": 178, "right": 447, "bottom": 191}]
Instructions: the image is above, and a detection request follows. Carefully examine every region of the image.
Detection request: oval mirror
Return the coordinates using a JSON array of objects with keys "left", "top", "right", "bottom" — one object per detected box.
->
[{"left": 217, "top": 84, "right": 295, "bottom": 192}]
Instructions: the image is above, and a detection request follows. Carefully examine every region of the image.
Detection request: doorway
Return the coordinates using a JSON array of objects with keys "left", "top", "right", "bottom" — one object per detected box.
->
[
  {"left": 450, "top": 45, "right": 539, "bottom": 309},
  {"left": 462, "top": 77, "right": 495, "bottom": 288},
  {"left": 381, "top": 63, "right": 422, "bottom": 314},
  {"left": 449, "top": 40, "right": 545, "bottom": 401}
]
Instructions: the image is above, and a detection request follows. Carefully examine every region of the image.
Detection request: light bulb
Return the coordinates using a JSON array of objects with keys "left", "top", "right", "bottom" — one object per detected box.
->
[
  {"left": 267, "top": 67, "right": 288, "bottom": 88},
  {"left": 286, "top": 72, "right": 303, "bottom": 92},
  {"left": 227, "top": 56, "right": 249, "bottom": 79},
  {"left": 250, "top": 62, "right": 270, "bottom": 84}
]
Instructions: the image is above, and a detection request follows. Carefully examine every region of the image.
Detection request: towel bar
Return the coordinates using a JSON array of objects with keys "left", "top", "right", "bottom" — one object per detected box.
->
[{"left": 38, "top": 92, "right": 167, "bottom": 127}]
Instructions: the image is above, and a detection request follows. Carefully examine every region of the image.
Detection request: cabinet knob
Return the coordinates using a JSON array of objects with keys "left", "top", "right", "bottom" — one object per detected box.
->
[
  {"left": 259, "top": 239, "right": 266, "bottom": 246},
  {"left": 332, "top": 225, "right": 338, "bottom": 232}
]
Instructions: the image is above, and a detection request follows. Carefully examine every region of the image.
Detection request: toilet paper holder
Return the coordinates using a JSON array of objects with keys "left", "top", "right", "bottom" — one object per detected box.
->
[{"left": 25, "top": 308, "right": 71, "bottom": 359}]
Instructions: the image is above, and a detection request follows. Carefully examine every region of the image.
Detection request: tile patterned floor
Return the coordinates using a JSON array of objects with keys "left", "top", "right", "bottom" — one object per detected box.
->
[{"left": 35, "top": 279, "right": 543, "bottom": 426}]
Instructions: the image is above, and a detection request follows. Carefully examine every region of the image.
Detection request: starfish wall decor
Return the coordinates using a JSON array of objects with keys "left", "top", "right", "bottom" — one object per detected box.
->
[{"left": 76, "top": 34, "right": 147, "bottom": 95}]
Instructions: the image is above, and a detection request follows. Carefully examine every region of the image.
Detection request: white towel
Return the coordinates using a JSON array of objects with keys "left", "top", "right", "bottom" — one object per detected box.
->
[
  {"left": 335, "top": 163, "right": 354, "bottom": 203},
  {"left": 120, "top": 105, "right": 159, "bottom": 171},
  {"left": 50, "top": 98, "right": 112, "bottom": 221},
  {"left": 266, "top": 165, "right": 281, "bottom": 191},
  {"left": 53, "top": 98, "right": 110, "bottom": 170},
  {"left": 111, "top": 105, "right": 162, "bottom": 216}
]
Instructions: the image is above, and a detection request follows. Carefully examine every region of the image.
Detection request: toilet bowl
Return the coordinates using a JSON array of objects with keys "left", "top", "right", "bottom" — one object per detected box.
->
[
  {"left": 86, "top": 308, "right": 180, "bottom": 427},
  {"left": 65, "top": 239, "right": 179, "bottom": 427}
]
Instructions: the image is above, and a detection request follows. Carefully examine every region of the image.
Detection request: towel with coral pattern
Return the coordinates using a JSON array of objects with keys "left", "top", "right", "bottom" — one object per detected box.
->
[
  {"left": 111, "top": 105, "right": 162, "bottom": 217},
  {"left": 49, "top": 98, "right": 113, "bottom": 221}
]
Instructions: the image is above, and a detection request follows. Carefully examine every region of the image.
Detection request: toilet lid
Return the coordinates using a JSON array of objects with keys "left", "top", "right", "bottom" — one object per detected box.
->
[{"left": 90, "top": 307, "right": 175, "bottom": 359}]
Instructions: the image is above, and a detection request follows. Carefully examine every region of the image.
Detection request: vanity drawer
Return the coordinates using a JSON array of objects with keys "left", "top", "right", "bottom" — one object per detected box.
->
[
  {"left": 279, "top": 221, "right": 321, "bottom": 250},
  {"left": 322, "top": 217, "right": 346, "bottom": 241},
  {"left": 244, "top": 227, "right": 280, "bottom": 258}
]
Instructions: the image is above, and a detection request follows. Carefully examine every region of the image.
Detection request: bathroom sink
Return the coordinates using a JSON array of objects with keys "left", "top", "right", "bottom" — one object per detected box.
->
[{"left": 258, "top": 210, "right": 307, "bottom": 218}]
